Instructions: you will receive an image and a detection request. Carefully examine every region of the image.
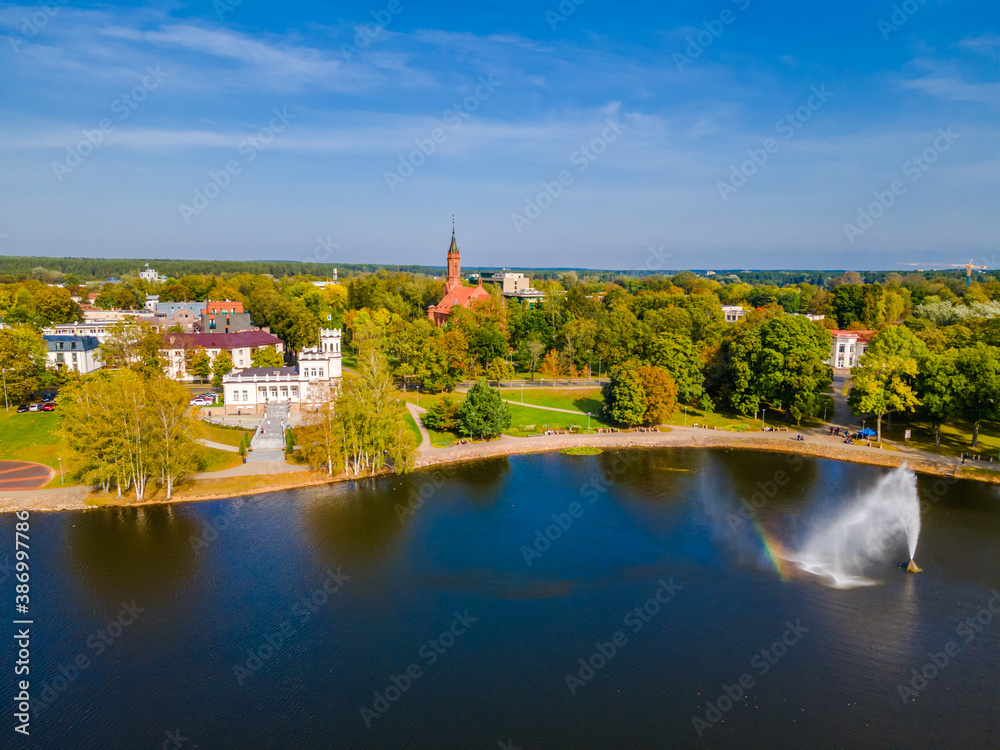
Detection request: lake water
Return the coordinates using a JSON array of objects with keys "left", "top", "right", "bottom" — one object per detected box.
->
[{"left": 3, "top": 448, "right": 999, "bottom": 749}]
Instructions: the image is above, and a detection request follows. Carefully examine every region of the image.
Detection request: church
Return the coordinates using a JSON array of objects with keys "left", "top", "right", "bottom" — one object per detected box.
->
[{"left": 427, "top": 222, "right": 491, "bottom": 326}]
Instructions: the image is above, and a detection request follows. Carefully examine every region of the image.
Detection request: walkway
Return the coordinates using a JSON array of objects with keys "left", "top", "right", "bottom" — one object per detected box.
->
[
  {"left": 0, "top": 461, "right": 55, "bottom": 490},
  {"left": 247, "top": 403, "right": 290, "bottom": 463},
  {"left": 502, "top": 399, "right": 592, "bottom": 416},
  {"left": 195, "top": 439, "right": 238, "bottom": 453},
  {"left": 405, "top": 401, "right": 433, "bottom": 453},
  {"left": 192, "top": 461, "right": 311, "bottom": 479}
]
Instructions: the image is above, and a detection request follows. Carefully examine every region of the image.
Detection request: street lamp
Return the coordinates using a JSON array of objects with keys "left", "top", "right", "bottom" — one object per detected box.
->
[
  {"left": 587, "top": 412, "right": 591, "bottom": 430},
  {"left": 684, "top": 406, "right": 687, "bottom": 427},
  {"left": 762, "top": 408, "right": 766, "bottom": 430},
  {"left": 58, "top": 457, "right": 64, "bottom": 485},
  {"left": 1, "top": 366, "right": 8, "bottom": 412}
]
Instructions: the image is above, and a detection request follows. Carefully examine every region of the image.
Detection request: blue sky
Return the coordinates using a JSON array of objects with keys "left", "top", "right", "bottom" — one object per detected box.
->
[{"left": 0, "top": 0, "right": 997, "bottom": 270}]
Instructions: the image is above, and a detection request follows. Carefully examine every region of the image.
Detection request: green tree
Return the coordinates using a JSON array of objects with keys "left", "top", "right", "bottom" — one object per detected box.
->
[
  {"left": 524, "top": 335, "right": 545, "bottom": 380},
  {"left": 251, "top": 345, "right": 284, "bottom": 368},
  {"left": 422, "top": 395, "right": 461, "bottom": 431},
  {"left": 31, "top": 286, "right": 80, "bottom": 324},
  {"left": 647, "top": 332, "right": 706, "bottom": 405},
  {"left": 190, "top": 348, "right": 212, "bottom": 382},
  {"left": 486, "top": 357, "right": 516, "bottom": 383},
  {"left": 212, "top": 351, "right": 234, "bottom": 387},
  {"left": 917, "top": 350, "right": 962, "bottom": 447},
  {"left": 602, "top": 361, "right": 647, "bottom": 426},
  {"left": 848, "top": 326, "right": 926, "bottom": 441},
  {"left": 457, "top": 379, "right": 511, "bottom": 439},
  {"left": 0, "top": 325, "right": 46, "bottom": 404},
  {"left": 954, "top": 343, "right": 1000, "bottom": 448}
]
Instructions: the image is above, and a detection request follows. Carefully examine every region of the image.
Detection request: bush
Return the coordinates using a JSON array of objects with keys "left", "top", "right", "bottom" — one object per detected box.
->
[
  {"left": 421, "top": 395, "right": 461, "bottom": 431},
  {"left": 457, "top": 380, "right": 511, "bottom": 439}
]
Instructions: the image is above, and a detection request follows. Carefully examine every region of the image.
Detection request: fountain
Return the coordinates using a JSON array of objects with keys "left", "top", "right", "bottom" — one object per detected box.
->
[{"left": 787, "top": 464, "right": 921, "bottom": 588}]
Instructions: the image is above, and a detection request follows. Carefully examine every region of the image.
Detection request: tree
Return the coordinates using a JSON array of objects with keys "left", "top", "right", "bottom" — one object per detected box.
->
[
  {"left": 0, "top": 324, "right": 46, "bottom": 404},
  {"left": 954, "top": 343, "right": 1000, "bottom": 448},
  {"left": 638, "top": 365, "right": 677, "bottom": 424},
  {"left": 525, "top": 336, "right": 545, "bottom": 380},
  {"left": 540, "top": 348, "right": 561, "bottom": 378},
  {"left": 647, "top": 332, "right": 706, "bottom": 405},
  {"left": 457, "top": 379, "right": 511, "bottom": 439},
  {"left": 917, "top": 350, "right": 962, "bottom": 447},
  {"left": 103, "top": 320, "right": 163, "bottom": 374},
  {"left": 251, "top": 345, "right": 284, "bottom": 368},
  {"left": 31, "top": 286, "right": 80, "bottom": 324},
  {"left": 297, "top": 389, "right": 341, "bottom": 476},
  {"left": 486, "top": 357, "right": 516, "bottom": 383},
  {"left": 848, "top": 326, "right": 926, "bottom": 441},
  {"left": 190, "top": 348, "right": 212, "bottom": 383},
  {"left": 148, "top": 378, "right": 199, "bottom": 499},
  {"left": 422, "top": 395, "right": 461, "bottom": 431},
  {"left": 602, "top": 361, "right": 647, "bottom": 426},
  {"left": 212, "top": 351, "right": 234, "bottom": 387}
]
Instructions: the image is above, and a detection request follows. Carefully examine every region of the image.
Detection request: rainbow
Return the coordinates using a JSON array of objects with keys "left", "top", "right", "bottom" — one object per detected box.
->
[{"left": 749, "top": 519, "right": 794, "bottom": 582}]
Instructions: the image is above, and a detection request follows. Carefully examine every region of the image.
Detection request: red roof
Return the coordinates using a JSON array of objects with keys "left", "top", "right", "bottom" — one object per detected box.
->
[
  {"left": 830, "top": 329, "right": 874, "bottom": 343},
  {"left": 430, "top": 284, "right": 491, "bottom": 316},
  {"left": 163, "top": 330, "right": 281, "bottom": 350}
]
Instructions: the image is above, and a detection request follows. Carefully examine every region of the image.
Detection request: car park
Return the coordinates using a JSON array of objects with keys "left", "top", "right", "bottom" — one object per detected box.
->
[
  {"left": 42, "top": 403, "right": 56, "bottom": 411},
  {"left": 16, "top": 404, "right": 29, "bottom": 413},
  {"left": 28, "top": 403, "right": 42, "bottom": 412}
]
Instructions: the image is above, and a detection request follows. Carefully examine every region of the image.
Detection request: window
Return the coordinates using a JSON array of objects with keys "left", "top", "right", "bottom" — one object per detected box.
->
[
  {"left": 291, "top": 387, "right": 298, "bottom": 398},
  {"left": 242, "top": 390, "right": 248, "bottom": 401}
]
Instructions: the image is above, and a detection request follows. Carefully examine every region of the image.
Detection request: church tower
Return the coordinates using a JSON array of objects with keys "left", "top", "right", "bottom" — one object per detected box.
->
[{"left": 445, "top": 217, "right": 461, "bottom": 294}]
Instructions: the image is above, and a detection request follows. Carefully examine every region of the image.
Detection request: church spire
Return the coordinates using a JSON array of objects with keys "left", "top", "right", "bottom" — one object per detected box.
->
[
  {"left": 449, "top": 214, "right": 458, "bottom": 253},
  {"left": 445, "top": 216, "right": 461, "bottom": 293}
]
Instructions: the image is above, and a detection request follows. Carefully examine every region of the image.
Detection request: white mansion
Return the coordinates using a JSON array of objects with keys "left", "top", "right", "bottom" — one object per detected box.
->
[{"left": 221, "top": 328, "right": 343, "bottom": 415}]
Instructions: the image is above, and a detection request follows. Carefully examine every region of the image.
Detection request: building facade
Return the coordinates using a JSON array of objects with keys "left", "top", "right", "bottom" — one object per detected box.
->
[
  {"left": 427, "top": 224, "right": 491, "bottom": 326},
  {"left": 201, "top": 300, "right": 252, "bottom": 334},
  {"left": 829, "top": 329, "right": 873, "bottom": 369},
  {"left": 221, "top": 329, "right": 342, "bottom": 414},
  {"left": 44, "top": 335, "right": 103, "bottom": 374},
  {"left": 161, "top": 330, "right": 285, "bottom": 381},
  {"left": 722, "top": 305, "right": 747, "bottom": 323}
]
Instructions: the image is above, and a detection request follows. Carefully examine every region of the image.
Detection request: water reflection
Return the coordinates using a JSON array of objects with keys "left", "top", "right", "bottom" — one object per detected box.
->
[{"left": 67, "top": 505, "right": 199, "bottom": 604}]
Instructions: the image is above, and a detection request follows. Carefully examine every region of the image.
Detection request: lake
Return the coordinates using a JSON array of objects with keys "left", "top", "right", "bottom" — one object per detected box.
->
[{"left": 3, "top": 448, "right": 999, "bottom": 749}]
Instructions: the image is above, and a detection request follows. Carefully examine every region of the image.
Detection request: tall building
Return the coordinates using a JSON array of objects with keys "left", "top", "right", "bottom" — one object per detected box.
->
[{"left": 427, "top": 220, "right": 490, "bottom": 326}]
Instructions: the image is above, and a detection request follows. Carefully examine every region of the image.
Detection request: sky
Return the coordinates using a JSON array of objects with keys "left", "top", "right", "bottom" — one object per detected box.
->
[{"left": 0, "top": 0, "right": 997, "bottom": 271}]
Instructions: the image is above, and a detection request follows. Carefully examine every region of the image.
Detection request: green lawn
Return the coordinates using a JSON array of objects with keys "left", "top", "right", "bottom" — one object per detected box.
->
[
  {"left": 0, "top": 409, "right": 78, "bottom": 487},
  {"left": 504, "top": 402, "right": 611, "bottom": 435},
  {"left": 402, "top": 410, "right": 423, "bottom": 446},
  {"left": 198, "top": 422, "right": 254, "bottom": 448},
  {"left": 196, "top": 445, "right": 244, "bottom": 472},
  {"left": 499, "top": 387, "right": 604, "bottom": 415},
  {"left": 879, "top": 413, "right": 1000, "bottom": 460}
]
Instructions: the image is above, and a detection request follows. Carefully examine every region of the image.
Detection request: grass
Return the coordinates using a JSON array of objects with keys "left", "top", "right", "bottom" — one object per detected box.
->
[
  {"left": 0, "top": 409, "right": 79, "bottom": 487},
  {"left": 561, "top": 446, "right": 603, "bottom": 455},
  {"left": 504, "top": 402, "right": 610, "bottom": 435},
  {"left": 196, "top": 445, "right": 244, "bottom": 473},
  {"left": 198, "top": 422, "right": 254, "bottom": 448},
  {"left": 499, "top": 387, "right": 604, "bottom": 415},
  {"left": 877, "top": 412, "right": 1000, "bottom": 460},
  {"left": 402, "top": 409, "right": 423, "bottom": 446}
]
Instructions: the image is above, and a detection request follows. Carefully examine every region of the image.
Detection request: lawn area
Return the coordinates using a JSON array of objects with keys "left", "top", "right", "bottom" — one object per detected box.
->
[
  {"left": 879, "top": 413, "right": 1000, "bottom": 460},
  {"left": 197, "top": 445, "right": 244, "bottom": 472},
  {"left": 505, "top": 402, "right": 610, "bottom": 435},
  {"left": 198, "top": 422, "right": 254, "bottom": 448},
  {"left": 499, "top": 387, "right": 604, "bottom": 415},
  {"left": 402, "top": 409, "right": 423, "bottom": 446},
  {"left": 0, "top": 409, "right": 79, "bottom": 487}
]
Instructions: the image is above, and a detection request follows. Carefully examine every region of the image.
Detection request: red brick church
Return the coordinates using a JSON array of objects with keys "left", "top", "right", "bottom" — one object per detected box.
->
[{"left": 427, "top": 222, "right": 490, "bottom": 326}]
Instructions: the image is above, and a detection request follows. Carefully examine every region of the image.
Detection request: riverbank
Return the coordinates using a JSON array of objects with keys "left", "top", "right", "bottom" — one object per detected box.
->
[{"left": 3, "top": 424, "right": 997, "bottom": 513}]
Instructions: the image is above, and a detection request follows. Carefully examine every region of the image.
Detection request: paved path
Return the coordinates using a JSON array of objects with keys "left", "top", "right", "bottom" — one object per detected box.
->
[
  {"left": 248, "top": 403, "right": 290, "bottom": 463},
  {"left": 192, "top": 461, "right": 311, "bottom": 479},
  {"left": 404, "top": 401, "right": 433, "bottom": 454},
  {"left": 831, "top": 374, "right": 855, "bottom": 428},
  {"left": 502, "top": 399, "right": 592, "bottom": 416},
  {"left": 196, "top": 438, "right": 239, "bottom": 453},
  {"left": 0, "top": 461, "right": 55, "bottom": 490}
]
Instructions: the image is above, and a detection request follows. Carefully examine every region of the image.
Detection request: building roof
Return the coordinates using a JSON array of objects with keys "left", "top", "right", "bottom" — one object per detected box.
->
[
  {"left": 163, "top": 330, "right": 282, "bottom": 350},
  {"left": 830, "top": 329, "right": 874, "bottom": 343},
  {"left": 430, "top": 284, "right": 491, "bottom": 316},
  {"left": 228, "top": 366, "right": 299, "bottom": 378},
  {"left": 44, "top": 335, "right": 100, "bottom": 351}
]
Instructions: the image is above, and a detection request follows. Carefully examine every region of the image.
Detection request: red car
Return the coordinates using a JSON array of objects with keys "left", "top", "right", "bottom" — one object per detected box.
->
[{"left": 42, "top": 403, "right": 56, "bottom": 412}]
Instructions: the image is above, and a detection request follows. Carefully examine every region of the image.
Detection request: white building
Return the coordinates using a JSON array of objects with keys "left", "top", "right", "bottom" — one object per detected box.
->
[
  {"left": 722, "top": 305, "right": 747, "bottom": 323},
  {"left": 221, "top": 329, "right": 343, "bottom": 415},
  {"left": 829, "top": 329, "right": 873, "bottom": 369},
  {"left": 138, "top": 264, "right": 167, "bottom": 284},
  {"left": 44, "top": 335, "right": 103, "bottom": 374},
  {"left": 161, "top": 330, "right": 285, "bottom": 381}
]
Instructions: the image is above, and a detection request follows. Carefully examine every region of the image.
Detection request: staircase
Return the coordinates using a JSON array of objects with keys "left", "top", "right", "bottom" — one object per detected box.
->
[{"left": 246, "top": 403, "right": 290, "bottom": 463}]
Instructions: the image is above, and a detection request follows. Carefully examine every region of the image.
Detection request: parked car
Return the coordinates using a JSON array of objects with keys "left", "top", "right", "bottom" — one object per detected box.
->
[
  {"left": 27, "top": 403, "right": 42, "bottom": 412},
  {"left": 40, "top": 394, "right": 54, "bottom": 402},
  {"left": 16, "top": 404, "right": 29, "bottom": 413},
  {"left": 42, "top": 403, "right": 56, "bottom": 412}
]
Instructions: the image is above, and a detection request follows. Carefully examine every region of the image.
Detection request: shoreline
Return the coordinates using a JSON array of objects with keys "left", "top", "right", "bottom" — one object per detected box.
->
[{"left": 2, "top": 428, "right": 995, "bottom": 514}]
